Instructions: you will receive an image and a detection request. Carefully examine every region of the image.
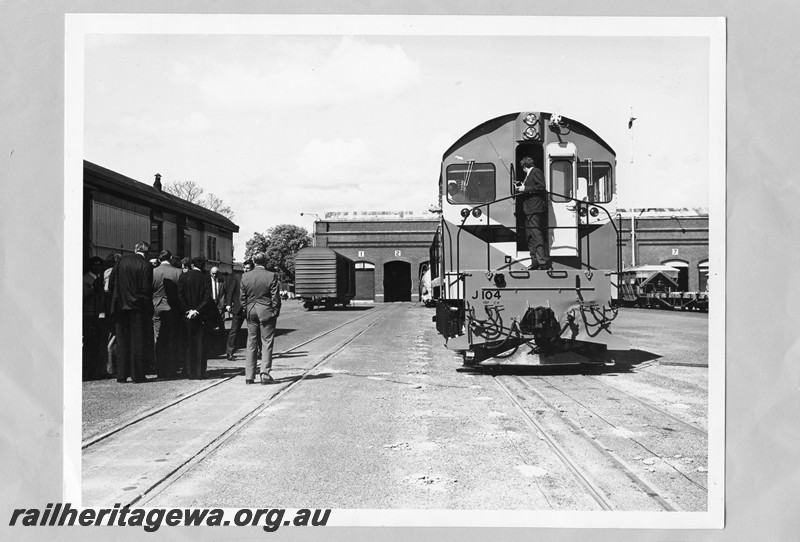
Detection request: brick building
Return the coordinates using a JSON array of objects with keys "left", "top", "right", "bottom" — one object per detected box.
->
[
  {"left": 313, "top": 211, "right": 439, "bottom": 303},
  {"left": 310, "top": 207, "right": 709, "bottom": 302},
  {"left": 617, "top": 208, "right": 709, "bottom": 292}
]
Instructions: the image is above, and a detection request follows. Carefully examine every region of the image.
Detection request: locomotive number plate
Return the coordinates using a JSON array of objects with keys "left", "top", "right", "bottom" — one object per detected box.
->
[{"left": 472, "top": 289, "right": 501, "bottom": 301}]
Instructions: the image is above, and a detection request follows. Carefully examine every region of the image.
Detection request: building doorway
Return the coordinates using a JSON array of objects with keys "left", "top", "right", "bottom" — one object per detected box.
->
[
  {"left": 698, "top": 260, "right": 709, "bottom": 292},
  {"left": 383, "top": 260, "right": 411, "bottom": 302},
  {"left": 355, "top": 262, "right": 375, "bottom": 301},
  {"left": 662, "top": 259, "right": 689, "bottom": 291}
]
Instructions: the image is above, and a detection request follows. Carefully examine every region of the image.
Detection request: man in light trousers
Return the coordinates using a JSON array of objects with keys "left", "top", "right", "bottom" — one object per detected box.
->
[{"left": 240, "top": 252, "right": 281, "bottom": 385}]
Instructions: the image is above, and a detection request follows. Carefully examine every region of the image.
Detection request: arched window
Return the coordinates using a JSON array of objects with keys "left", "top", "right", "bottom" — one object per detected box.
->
[{"left": 355, "top": 261, "right": 375, "bottom": 270}]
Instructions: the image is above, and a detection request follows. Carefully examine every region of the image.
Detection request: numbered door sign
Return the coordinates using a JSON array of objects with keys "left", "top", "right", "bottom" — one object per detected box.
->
[
  {"left": 394, "top": 250, "right": 402, "bottom": 257},
  {"left": 358, "top": 251, "right": 365, "bottom": 258},
  {"left": 672, "top": 248, "right": 679, "bottom": 255}
]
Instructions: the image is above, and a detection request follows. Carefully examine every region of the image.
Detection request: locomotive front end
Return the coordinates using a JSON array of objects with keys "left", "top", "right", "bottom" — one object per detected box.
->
[
  {"left": 453, "top": 268, "right": 626, "bottom": 367},
  {"left": 431, "top": 111, "right": 629, "bottom": 369}
]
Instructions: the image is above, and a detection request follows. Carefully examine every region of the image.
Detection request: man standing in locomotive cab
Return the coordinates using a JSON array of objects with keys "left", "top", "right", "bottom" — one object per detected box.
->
[{"left": 516, "top": 156, "right": 550, "bottom": 270}]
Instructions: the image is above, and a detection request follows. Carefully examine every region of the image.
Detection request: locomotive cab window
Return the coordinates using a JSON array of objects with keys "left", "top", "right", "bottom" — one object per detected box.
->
[
  {"left": 550, "top": 160, "right": 573, "bottom": 202},
  {"left": 446, "top": 162, "right": 496, "bottom": 204},
  {"left": 577, "top": 162, "right": 613, "bottom": 203}
]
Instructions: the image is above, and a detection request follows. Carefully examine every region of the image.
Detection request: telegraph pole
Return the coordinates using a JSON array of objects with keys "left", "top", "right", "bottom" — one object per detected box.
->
[{"left": 300, "top": 212, "right": 321, "bottom": 247}]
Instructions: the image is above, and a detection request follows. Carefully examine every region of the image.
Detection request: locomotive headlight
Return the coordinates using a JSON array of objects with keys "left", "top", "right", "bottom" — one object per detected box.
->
[
  {"left": 579, "top": 207, "right": 588, "bottom": 217},
  {"left": 460, "top": 208, "right": 470, "bottom": 219},
  {"left": 471, "top": 208, "right": 482, "bottom": 218},
  {"left": 523, "top": 126, "right": 539, "bottom": 140},
  {"left": 522, "top": 113, "right": 538, "bottom": 126},
  {"left": 589, "top": 207, "right": 600, "bottom": 217}
]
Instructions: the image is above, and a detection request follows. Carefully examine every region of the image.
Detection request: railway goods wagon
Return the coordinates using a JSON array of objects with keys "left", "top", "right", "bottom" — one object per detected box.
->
[
  {"left": 618, "top": 265, "right": 708, "bottom": 311},
  {"left": 294, "top": 247, "right": 356, "bottom": 310},
  {"left": 430, "top": 111, "right": 630, "bottom": 370}
]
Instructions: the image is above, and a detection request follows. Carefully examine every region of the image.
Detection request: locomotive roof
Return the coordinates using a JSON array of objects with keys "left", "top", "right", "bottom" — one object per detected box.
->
[{"left": 442, "top": 112, "right": 616, "bottom": 159}]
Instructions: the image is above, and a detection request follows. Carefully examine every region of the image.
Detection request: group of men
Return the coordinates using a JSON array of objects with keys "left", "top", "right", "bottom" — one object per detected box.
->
[{"left": 82, "top": 241, "right": 282, "bottom": 385}]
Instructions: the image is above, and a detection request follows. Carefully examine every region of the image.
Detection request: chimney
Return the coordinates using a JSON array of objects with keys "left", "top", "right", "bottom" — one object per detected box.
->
[{"left": 154, "top": 173, "right": 162, "bottom": 191}]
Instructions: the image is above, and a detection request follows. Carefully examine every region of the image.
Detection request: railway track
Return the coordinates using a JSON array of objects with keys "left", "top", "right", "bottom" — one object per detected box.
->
[
  {"left": 586, "top": 375, "right": 708, "bottom": 437},
  {"left": 492, "top": 372, "right": 708, "bottom": 511},
  {"left": 82, "top": 304, "right": 394, "bottom": 507},
  {"left": 82, "top": 306, "right": 390, "bottom": 449},
  {"left": 81, "top": 304, "right": 710, "bottom": 511}
]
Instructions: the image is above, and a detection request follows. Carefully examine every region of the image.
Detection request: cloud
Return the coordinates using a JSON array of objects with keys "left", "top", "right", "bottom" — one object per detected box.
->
[
  {"left": 172, "top": 61, "right": 193, "bottom": 82},
  {"left": 118, "top": 111, "right": 210, "bottom": 137},
  {"left": 229, "top": 143, "right": 435, "bottom": 226},
  {"left": 427, "top": 131, "right": 457, "bottom": 159},
  {"left": 296, "top": 137, "right": 370, "bottom": 184},
  {"left": 199, "top": 36, "right": 421, "bottom": 112}
]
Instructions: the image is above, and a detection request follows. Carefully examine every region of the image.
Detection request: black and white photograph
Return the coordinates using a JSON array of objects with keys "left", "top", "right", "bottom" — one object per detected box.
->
[
  {"left": 4, "top": 2, "right": 799, "bottom": 541},
  {"left": 66, "top": 14, "right": 725, "bottom": 528}
]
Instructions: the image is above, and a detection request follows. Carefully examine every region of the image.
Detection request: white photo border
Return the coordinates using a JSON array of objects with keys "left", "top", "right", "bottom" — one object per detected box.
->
[{"left": 65, "top": 13, "right": 726, "bottom": 529}]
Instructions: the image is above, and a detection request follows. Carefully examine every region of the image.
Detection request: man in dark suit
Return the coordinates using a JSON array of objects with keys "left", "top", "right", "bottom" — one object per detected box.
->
[
  {"left": 224, "top": 260, "right": 252, "bottom": 360},
  {"left": 178, "top": 256, "right": 212, "bottom": 379},
  {"left": 82, "top": 256, "right": 105, "bottom": 380},
  {"left": 209, "top": 266, "right": 226, "bottom": 311},
  {"left": 109, "top": 241, "right": 154, "bottom": 383},
  {"left": 152, "top": 249, "right": 183, "bottom": 378},
  {"left": 206, "top": 266, "right": 226, "bottom": 358},
  {"left": 515, "top": 156, "right": 550, "bottom": 270},
  {"left": 240, "top": 252, "right": 281, "bottom": 385}
]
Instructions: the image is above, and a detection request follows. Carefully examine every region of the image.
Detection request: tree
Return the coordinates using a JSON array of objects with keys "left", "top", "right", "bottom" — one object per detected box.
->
[
  {"left": 244, "top": 232, "right": 268, "bottom": 259},
  {"left": 163, "top": 180, "right": 204, "bottom": 203},
  {"left": 203, "top": 192, "right": 234, "bottom": 219},
  {"left": 244, "top": 224, "right": 311, "bottom": 282},
  {"left": 163, "top": 180, "right": 235, "bottom": 220}
]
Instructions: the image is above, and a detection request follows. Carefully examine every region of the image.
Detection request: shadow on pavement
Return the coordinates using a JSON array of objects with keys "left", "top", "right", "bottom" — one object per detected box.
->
[
  {"left": 272, "top": 372, "right": 333, "bottom": 385},
  {"left": 192, "top": 367, "right": 243, "bottom": 380},
  {"left": 471, "top": 349, "right": 662, "bottom": 377},
  {"left": 310, "top": 305, "right": 375, "bottom": 312},
  {"left": 274, "top": 350, "right": 309, "bottom": 359}
]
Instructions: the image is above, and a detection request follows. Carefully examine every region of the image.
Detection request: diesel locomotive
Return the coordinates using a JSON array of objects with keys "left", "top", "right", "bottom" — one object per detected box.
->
[{"left": 429, "top": 111, "right": 630, "bottom": 369}]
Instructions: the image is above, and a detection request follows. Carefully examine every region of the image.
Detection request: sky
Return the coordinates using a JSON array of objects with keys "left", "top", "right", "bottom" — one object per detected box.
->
[{"left": 83, "top": 21, "right": 712, "bottom": 261}]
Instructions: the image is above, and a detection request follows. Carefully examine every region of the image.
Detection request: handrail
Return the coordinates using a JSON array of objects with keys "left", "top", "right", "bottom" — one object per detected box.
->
[{"left": 452, "top": 190, "right": 622, "bottom": 278}]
